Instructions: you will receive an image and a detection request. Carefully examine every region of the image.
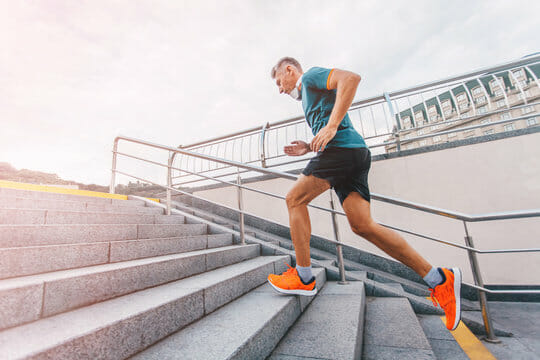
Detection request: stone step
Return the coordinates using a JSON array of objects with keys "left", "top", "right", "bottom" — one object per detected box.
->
[
  {"left": 0, "top": 187, "right": 148, "bottom": 206},
  {"left": 0, "top": 255, "right": 290, "bottom": 360},
  {"left": 0, "top": 197, "right": 163, "bottom": 214},
  {"left": 417, "top": 314, "right": 469, "bottom": 360},
  {"left": 269, "top": 281, "right": 365, "bottom": 360},
  {"left": 0, "top": 244, "right": 260, "bottom": 330},
  {"left": 362, "top": 297, "right": 436, "bottom": 359},
  {"left": 132, "top": 268, "right": 327, "bottom": 360},
  {"left": 0, "top": 233, "right": 233, "bottom": 279},
  {"left": 175, "top": 203, "right": 434, "bottom": 298},
  {"left": 0, "top": 208, "right": 184, "bottom": 225},
  {"left": 0, "top": 223, "right": 207, "bottom": 247}
]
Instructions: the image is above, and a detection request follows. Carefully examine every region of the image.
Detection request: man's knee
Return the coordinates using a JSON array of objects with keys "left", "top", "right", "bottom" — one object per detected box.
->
[
  {"left": 350, "top": 220, "right": 375, "bottom": 238},
  {"left": 285, "top": 190, "right": 306, "bottom": 209}
]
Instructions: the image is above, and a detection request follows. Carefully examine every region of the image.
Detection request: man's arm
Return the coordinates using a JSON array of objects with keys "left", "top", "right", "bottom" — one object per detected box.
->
[{"left": 310, "top": 69, "right": 361, "bottom": 152}]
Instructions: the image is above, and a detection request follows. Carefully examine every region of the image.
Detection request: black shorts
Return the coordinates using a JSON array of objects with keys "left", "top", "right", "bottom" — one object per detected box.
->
[{"left": 302, "top": 147, "right": 371, "bottom": 205}]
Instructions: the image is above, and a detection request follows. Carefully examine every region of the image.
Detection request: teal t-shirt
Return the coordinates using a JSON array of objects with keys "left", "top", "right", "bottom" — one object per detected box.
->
[{"left": 301, "top": 67, "right": 367, "bottom": 149}]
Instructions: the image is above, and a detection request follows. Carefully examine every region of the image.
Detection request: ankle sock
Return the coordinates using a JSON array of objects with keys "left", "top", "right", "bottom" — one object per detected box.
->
[
  {"left": 423, "top": 267, "right": 444, "bottom": 288},
  {"left": 296, "top": 265, "right": 313, "bottom": 283}
]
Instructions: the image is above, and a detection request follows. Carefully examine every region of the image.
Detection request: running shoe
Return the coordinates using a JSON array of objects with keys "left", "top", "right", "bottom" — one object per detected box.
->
[
  {"left": 267, "top": 263, "right": 317, "bottom": 296},
  {"left": 430, "top": 267, "right": 462, "bottom": 330}
]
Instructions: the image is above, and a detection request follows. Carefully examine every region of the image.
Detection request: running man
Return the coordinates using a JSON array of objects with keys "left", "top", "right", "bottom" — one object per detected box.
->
[{"left": 266, "top": 57, "right": 462, "bottom": 330}]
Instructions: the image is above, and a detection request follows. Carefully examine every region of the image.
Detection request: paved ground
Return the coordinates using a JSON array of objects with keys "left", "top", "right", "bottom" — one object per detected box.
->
[{"left": 480, "top": 302, "right": 540, "bottom": 360}]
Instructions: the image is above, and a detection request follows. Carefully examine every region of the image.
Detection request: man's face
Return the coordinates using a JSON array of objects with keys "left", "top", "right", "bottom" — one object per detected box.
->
[{"left": 274, "top": 65, "right": 297, "bottom": 95}]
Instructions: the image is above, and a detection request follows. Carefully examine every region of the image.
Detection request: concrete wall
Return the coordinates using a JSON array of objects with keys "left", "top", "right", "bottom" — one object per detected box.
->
[{"left": 193, "top": 132, "right": 540, "bottom": 285}]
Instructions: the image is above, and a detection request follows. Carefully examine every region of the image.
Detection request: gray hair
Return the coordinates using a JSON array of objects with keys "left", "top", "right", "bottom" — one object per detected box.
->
[{"left": 271, "top": 57, "right": 303, "bottom": 79}]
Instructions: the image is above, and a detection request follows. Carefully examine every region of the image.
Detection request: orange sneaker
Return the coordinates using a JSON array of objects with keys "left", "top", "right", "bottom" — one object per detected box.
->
[
  {"left": 430, "top": 267, "right": 462, "bottom": 330},
  {"left": 268, "top": 264, "right": 317, "bottom": 296}
]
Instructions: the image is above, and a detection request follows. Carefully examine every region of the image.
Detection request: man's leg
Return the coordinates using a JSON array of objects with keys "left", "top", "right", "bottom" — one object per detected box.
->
[
  {"left": 342, "top": 192, "right": 432, "bottom": 277},
  {"left": 285, "top": 174, "right": 331, "bottom": 267},
  {"left": 342, "top": 191, "right": 462, "bottom": 331}
]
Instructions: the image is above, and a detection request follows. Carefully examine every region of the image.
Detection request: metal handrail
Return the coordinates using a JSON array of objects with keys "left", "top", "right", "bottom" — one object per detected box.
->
[
  {"left": 178, "top": 55, "right": 540, "bottom": 150},
  {"left": 171, "top": 112, "right": 539, "bottom": 188},
  {"left": 111, "top": 128, "right": 539, "bottom": 342},
  {"left": 171, "top": 58, "right": 539, "bottom": 187}
]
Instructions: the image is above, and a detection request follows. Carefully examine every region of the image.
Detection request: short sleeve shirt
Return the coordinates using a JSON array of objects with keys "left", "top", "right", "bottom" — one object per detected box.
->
[{"left": 301, "top": 67, "right": 367, "bottom": 149}]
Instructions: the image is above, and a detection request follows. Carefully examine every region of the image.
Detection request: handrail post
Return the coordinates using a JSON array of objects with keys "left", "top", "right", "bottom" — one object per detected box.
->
[
  {"left": 166, "top": 152, "right": 173, "bottom": 216},
  {"left": 393, "top": 125, "right": 401, "bottom": 154},
  {"left": 110, "top": 139, "right": 119, "bottom": 194},
  {"left": 329, "top": 191, "right": 348, "bottom": 284},
  {"left": 237, "top": 168, "right": 245, "bottom": 245},
  {"left": 463, "top": 221, "right": 500, "bottom": 343},
  {"left": 259, "top": 122, "right": 269, "bottom": 168}
]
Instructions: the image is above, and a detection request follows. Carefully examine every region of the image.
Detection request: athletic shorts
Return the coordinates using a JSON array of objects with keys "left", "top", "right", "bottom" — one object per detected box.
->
[{"left": 301, "top": 147, "right": 371, "bottom": 205}]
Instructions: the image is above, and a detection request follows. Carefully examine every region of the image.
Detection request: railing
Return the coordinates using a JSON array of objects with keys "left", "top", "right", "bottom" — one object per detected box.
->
[
  {"left": 110, "top": 135, "right": 540, "bottom": 342},
  {"left": 171, "top": 55, "right": 540, "bottom": 188}
]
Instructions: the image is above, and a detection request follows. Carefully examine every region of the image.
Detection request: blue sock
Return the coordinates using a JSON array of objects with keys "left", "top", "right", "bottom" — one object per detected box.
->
[
  {"left": 423, "top": 267, "right": 444, "bottom": 288},
  {"left": 296, "top": 265, "right": 313, "bottom": 283}
]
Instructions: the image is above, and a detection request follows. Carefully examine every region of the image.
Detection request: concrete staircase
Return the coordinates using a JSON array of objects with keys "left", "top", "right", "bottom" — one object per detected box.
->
[
  {"left": 0, "top": 186, "right": 501, "bottom": 359},
  {"left": 0, "top": 187, "right": 361, "bottom": 359},
  {"left": 161, "top": 195, "right": 513, "bottom": 359}
]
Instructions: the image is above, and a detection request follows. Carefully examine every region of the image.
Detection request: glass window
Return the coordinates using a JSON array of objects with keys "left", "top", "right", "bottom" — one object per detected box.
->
[
  {"left": 504, "top": 123, "right": 515, "bottom": 132},
  {"left": 430, "top": 115, "right": 438, "bottom": 122},
  {"left": 444, "top": 109, "right": 452, "bottom": 116},
  {"left": 484, "top": 129, "right": 495, "bottom": 135},
  {"left": 521, "top": 106, "right": 534, "bottom": 114},
  {"left": 457, "top": 93, "right": 466, "bottom": 101},
  {"left": 480, "top": 119, "right": 490, "bottom": 125},
  {"left": 415, "top": 112, "right": 424, "bottom": 119},
  {"left": 419, "top": 140, "right": 427, "bottom": 146},
  {"left": 433, "top": 136, "right": 442, "bottom": 143},
  {"left": 431, "top": 125, "right": 439, "bottom": 131},
  {"left": 519, "top": 80, "right": 527, "bottom": 87},
  {"left": 417, "top": 129, "right": 424, "bottom": 135},
  {"left": 497, "top": 100, "right": 506, "bottom": 108},
  {"left": 403, "top": 116, "right": 410, "bottom": 124},
  {"left": 459, "top": 103, "right": 469, "bottom": 110},
  {"left": 513, "top": 69, "right": 525, "bottom": 79},
  {"left": 477, "top": 106, "right": 488, "bottom": 114},
  {"left": 464, "top": 130, "right": 475, "bottom": 138},
  {"left": 500, "top": 112, "right": 511, "bottom": 120},
  {"left": 472, "top": 87, "right": 483, "bottom": 95},
  {"left": 476, "top": 96, "right": 486, "bottom": 104},
  {"left": 442, "top": 100, "right": 451, "bottom": 108},
  {"left": 448, "top": 132, "right": 457, "bottom": 138},
  {"left": 527, "top": 117, "right": 538, "bottom": 126}
]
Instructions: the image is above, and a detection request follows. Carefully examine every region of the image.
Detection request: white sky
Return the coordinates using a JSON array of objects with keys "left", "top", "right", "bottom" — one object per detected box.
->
[{"left": 1, "top": 0, "right": 539, "bottom": 185}]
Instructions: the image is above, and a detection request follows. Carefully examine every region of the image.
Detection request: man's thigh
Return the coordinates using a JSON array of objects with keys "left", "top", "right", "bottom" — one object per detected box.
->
[
  {"left": 287, "top": 175, "right": 331, "bottom": 206},
  {"left": 342, "top": 192, "right": 373, "bottom": 228}
]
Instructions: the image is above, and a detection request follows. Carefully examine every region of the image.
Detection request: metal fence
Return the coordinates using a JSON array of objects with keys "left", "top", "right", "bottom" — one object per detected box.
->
[
  {"left": 171, "top": 55, "right": 540, "bottom": 188},
  {"left": 110, "top": 135, "right": 540, "bottom": 342}
]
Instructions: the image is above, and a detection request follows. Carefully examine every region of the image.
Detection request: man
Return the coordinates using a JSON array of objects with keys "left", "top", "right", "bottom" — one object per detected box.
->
[{"left": 266, "top": 57, "right": 462, "bottom": 331}]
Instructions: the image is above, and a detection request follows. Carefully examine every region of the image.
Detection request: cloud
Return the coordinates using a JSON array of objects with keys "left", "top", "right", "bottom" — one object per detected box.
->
[{"left": 1, "top": 0, "right": 539, "bottom": 185}]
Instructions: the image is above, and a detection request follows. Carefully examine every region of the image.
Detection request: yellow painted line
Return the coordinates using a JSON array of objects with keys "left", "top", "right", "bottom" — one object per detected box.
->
[
  {"left": 0, "top": 179, "right": 164, "bottom": 202},
  {"left": 441, "top": 316, "right": 497, "bottom": 360}
]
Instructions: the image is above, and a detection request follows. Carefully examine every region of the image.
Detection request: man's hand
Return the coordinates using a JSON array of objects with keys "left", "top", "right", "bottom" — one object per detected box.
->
[
  {"left": 284, "top": 140, "right": 311, "bottom": 156},
  {"left": 310, "top": 125, "right": 337, "bottom": 152}
]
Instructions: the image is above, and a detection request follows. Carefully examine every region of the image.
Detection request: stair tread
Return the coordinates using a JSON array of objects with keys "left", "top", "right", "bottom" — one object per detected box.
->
[
  {"left": 270, "top": 281, "right": 365, "bottom": 360},
  {"left": 133, "top": 268, "right": 326, "bottom": 360},
  {"left": 0, "top": 255, "right": 289, "bottom": 359},
  {"left": 0, "top": 244, "right": 258, "bottom": 289},
  {"left": 362, "top": 297, "right": 435, "bottom": 359},
  {"left": 417, "top": 314, "right": 469, "bottom": 360}
]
